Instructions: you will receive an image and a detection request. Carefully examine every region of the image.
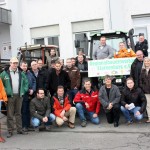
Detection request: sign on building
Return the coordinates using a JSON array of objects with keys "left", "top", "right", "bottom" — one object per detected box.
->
[{"left": 88, "top": 58, "right": 135, "bottom": 77}]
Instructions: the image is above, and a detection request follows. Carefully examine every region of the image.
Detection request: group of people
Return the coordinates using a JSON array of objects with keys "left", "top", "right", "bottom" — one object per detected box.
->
[{"left": 0, "top": 34, "right": 149, "bottom": 139}]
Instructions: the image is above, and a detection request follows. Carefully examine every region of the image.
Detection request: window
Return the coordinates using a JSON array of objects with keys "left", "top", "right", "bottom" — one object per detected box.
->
[
  {"left": 72, "top": 19, "right": 104, "bottom": 57},
  {"left": 48, "top": 36, "right": 59, "bottom": 46},
  {"left": 34, "top": 38, "right": 44, "bottom": 45}
]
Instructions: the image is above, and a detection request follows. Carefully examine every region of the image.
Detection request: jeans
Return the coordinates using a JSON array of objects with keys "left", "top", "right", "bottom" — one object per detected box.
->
[
  {"left": 76, "top": 103, "right": 100, "bottom": 124},
  {"left": 22, "top": 93, "right": 30, "bottom": 128},
  {"left": 31, "top": 113, "right": 56, "bottom": 127},
  {"left": 0, "top": 101, "right": 2, "bottom": 112},
  {"left": 121, "top": 106, "right": 143, "bottom": 121},
  {"left": 68, "top": 89, "right": 78, "bottom": 105}
]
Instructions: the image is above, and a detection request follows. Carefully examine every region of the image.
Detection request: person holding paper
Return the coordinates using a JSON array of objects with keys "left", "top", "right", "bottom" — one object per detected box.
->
[{"left": 121, "top": 77, "right": 147, "bottom": 124}]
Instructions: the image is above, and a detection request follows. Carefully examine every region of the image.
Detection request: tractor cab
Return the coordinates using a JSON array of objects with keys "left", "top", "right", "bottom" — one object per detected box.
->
[{"left": 18, "top": 44, "right": 59, "bottom": 68}]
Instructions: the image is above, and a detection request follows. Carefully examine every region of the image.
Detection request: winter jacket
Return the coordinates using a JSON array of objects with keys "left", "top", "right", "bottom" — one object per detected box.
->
[
  {"left": 0, "top": 67, "right": 28, "bottom": 97},
  {"left": 114, "top": 48, "right": 136, "bottom": 58},
  {"left": 130, "top": 58, "right": 143, "bottom": 87},
  {"left": 135, "top": 39, "right": 148, "bottom": 57},
  {"left": 75, "top": 60, "right": 88, "bottom": 71},
  {"left": 140, "top": 68, "right": 150, "bottom": 94},
  {"left": 63, "top": 66, "right": 81, "bottom": 89},
  {"left": 74, "top": 89, "right": 100, "bottom": 114},
  {"left": 26, "top": 70, "right": 36, "bottom": 92},
  {"left": 51, "top": 94, "right": 71, "bottom": 118},
  {"left": 47, "top": 69, "right": 71, "bottom": 95},
  {"left": 0, "top": 78, "right": 7, "bottom": 102},
  {"left": 121, "top": 87, "right": 147, "bottom": 113},
  {"left": 30, "top": 96, "right": 51, "bottom": 120},
  {"left": 30, "top": 67, "right": 48, "bottom": 92},
  {"left": 99, "top": 84, "right": 121, "bottom": 110}
]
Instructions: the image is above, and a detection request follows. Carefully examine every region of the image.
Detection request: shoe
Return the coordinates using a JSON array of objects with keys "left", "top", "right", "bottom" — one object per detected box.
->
[
  {"left": 22, "top": 127, "right": 28, "bottom": 132},
  {"left": 127, "top": 120, "right": 133, "bottom": 125},
  {"left": 34, "top": 127, "right": 39, "bottom": 132},
  {"left": 114, "top": 122, "right": 119, "bottom": 127},
  {"left": 17, "top": 130, "right": 28, "bottom": 135},
  {"left": 7, "top": 132, "right": 13, "bottom": 138},
  {"left": 68, "top": 122, "right": 75, "bottom": 129},
  {"left": 145, "top": 120, "right": 150, "bottom": 123},
  {"left": 45, "top": 126, "right": 51, "bottom": 132},
  {"left": 81, "top": 120, "right": 87, "bottom": 127}
]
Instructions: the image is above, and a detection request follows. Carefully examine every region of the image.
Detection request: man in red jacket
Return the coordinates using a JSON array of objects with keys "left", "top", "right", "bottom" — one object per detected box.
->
[
  {"left": 51, "top": 86, "right": 76, "bottom": 128},
  {"left": 74, "top": 79, "right": 100, "bottom": 127}
]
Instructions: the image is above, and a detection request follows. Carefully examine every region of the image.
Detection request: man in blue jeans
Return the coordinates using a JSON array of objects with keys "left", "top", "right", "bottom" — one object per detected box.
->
[
  {"left": 74, "top": 79, "right": 100, "bottom": 127},
  {"left": 30, "top": 89, "right": 55, "bottom": 132}
]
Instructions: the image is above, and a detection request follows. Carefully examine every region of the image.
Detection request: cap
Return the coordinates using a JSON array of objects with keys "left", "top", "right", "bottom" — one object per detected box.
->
[{"left": 10, "top": 57, "right": 19, "bottom": 63}]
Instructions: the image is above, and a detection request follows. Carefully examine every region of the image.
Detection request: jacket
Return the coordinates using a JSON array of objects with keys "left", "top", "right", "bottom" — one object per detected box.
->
[
  {"left": 47, "top": 69, "right": 71, "bottom": 95},
  {"left": 63, "top": 66, "right": 81, "bottom": 89},
  {"left": 75, "top": 60, "right": 88, "bottom": 71},
  {"left": 114, "top": 48, "right": 136, "bottom": 58},
  {"left": 140, "top": 68, "right": 150, "bottom": 94},
  {"left": 121, "top": 86, "right": 147, "bottom": 113},
  {"left": 135, "top": 40, "right": 148, "bottom": 57},
  {"left": 30, "top": 96, "right": 51, "bottom": 120},
  {"left": 30, "top": 67, "right": 48, "bottom": 92},
  {"left": 130, "top": 58, "right": 143, "bottom": 87},
  {"left": 51, "top": 94, "right": 71, "bottom": 118},
  {"left": 99, "top": 84, "right": 121, "bottom": 110},
  {"left": 74, "top": 89, "right": 100, "bottom": 114},
  {"left": 0, "top": 67, "right": 28, "bottom": 97},
  {"left": 0, "top": 78, "right": 7, "bottom": 102},
  {"left": 93, "top": 44, "right": 114, "bottom": 60},
  {"left": 26, "top": 70, "right": 36, "bottom": 92}
]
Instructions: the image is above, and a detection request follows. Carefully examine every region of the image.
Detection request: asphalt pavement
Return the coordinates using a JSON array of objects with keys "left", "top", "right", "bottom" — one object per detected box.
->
[{"left": 0, "top": 112, "right": 150, "bottom": 150}]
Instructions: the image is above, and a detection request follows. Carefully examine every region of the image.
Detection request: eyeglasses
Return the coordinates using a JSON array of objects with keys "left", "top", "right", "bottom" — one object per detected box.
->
[{"left": 38, "top": 93, "right": 44, "bottom": 94}]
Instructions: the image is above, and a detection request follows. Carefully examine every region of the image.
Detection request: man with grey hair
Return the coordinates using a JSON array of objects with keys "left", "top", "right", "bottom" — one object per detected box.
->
[
  {"left": 93, "top": 36, "right": 114, "bottom": 60},
  {"left": 0, "top": 57, "right": 28, "bottom": 138},
  {"left": 99, "top": 75, "right": 121, "bottom": 127}
]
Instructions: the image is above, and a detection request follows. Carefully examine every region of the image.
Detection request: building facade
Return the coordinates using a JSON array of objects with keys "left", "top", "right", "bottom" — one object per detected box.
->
[{"left": 0, "top": 0, "right": 150, "bottom": 59}]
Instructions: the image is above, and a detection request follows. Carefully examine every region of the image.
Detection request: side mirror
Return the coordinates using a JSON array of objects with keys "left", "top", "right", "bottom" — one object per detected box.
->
[{"left": 129, "top": 28, "right": 134, "bottom": 36}]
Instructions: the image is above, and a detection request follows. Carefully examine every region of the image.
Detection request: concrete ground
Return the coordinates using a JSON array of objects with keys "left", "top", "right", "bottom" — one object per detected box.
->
[{"left": 0, "top": 112, "right": 150, "bottom": 150}]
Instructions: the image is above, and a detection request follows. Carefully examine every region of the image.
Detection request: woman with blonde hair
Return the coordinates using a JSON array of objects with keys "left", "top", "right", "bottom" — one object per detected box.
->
[{"left": 140, "top": 57, "right": 150, "bottom": 123}]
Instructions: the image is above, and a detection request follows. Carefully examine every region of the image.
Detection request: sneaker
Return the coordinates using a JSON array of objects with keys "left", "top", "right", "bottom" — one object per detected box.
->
[
  {"left": 7, "top": 131, "right": 13, "bottom": 138},
  {"left": 17, "top": 130, "right": 28, "bottom": 135},
  {"left": 81, "top": 120, "right": 87, "bottom": 127},
  {"left": 114, "top": 122, "right": 119, "bottom": 127},
  {"left": 45, "top": 126, "right": 51, "bottom": 132},
  {"left": 34, "top": 127, "right": 40, "bottom": 132},
  {"left": 22, "top": 127, "right": 28, "bottom": 132},
  {"left": 127, "top": 120, "right": 133, "bottom": 125}
]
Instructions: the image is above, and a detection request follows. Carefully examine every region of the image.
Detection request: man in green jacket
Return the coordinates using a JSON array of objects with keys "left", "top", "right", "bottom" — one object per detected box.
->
[{"left": 0, "top": 57, "right": 28, "bottom": 138}]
